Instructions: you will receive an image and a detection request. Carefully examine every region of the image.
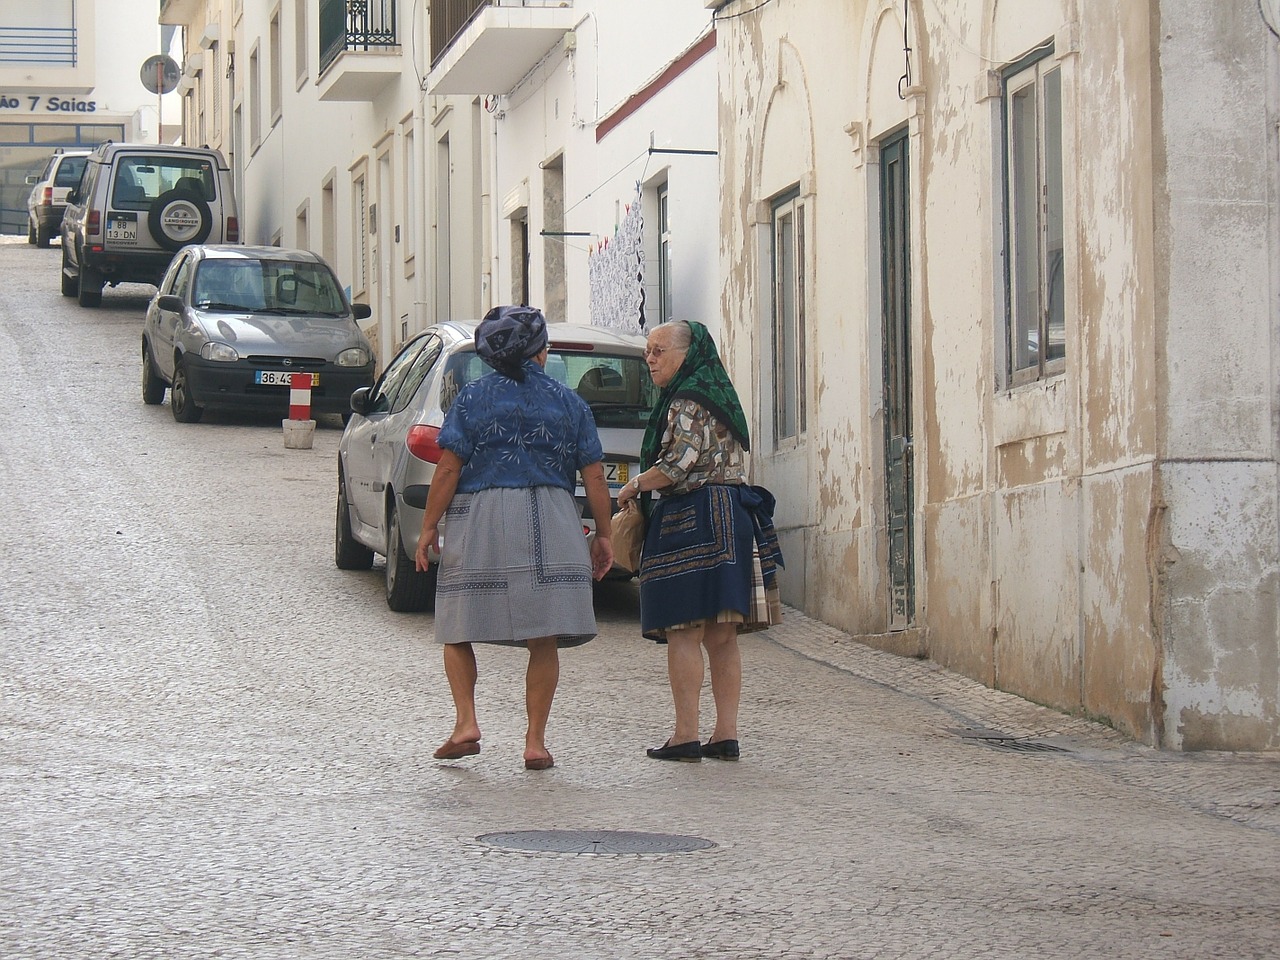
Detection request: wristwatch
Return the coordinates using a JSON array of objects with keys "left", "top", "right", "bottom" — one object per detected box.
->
[{"left": 628, "top": 476, "right": 641, "bottom": 493}]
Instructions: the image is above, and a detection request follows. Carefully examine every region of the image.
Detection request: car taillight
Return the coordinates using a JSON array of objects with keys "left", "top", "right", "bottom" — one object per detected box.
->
[
  {"left": 86, "top": 209, "right": 101, "bottom": 237},
  {"left": 226, "top": 216, "right": 239, "bottom": 243},
  {"left": 406, "top": 424, "right": 444, "bottom": 463},
  {"left": 40, "top": 187, "right": 52, "bottom": 206}
]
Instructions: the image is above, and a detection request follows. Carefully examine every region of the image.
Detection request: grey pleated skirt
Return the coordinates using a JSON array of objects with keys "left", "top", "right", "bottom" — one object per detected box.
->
[{"left": 432, "top": 485, "right": 597, "bottom": 647}]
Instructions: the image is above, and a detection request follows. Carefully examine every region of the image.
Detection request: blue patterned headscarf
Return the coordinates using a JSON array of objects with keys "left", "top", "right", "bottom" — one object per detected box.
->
[{"left": 475, "top": 305, "right": 548, "bottom": 379}]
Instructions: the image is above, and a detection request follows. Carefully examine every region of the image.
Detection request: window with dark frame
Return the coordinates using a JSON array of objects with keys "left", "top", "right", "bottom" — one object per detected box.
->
[
  {"left": 1003, "top": 45, "right": 1065, "bottom": 385},
  {"left": 771, "top": 189, "right": 806, "bottom": 443},
  {"left": 658, "top": 182, "right": 673, "bottom": 325}
]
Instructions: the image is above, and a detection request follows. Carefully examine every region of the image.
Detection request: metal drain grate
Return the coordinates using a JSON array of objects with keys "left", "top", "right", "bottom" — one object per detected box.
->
[
  {"left": 979, "top": 738, "right": 1072, "bottom": 754},
  {"left": 949, "top": 727, "right": 1073, "bottom": 755},
  {"left": 477, "top": 830, "right": 716, "bottom": 854}
]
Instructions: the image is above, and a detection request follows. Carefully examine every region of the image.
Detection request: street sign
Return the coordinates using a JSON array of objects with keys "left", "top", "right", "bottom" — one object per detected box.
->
[{"left": 140, "top": 55, "right": 180, "bottom": 95}]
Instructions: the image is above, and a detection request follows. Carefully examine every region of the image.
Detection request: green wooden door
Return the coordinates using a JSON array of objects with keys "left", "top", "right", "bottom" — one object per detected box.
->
[{"left": 880, "top": 131, "right": 915, "bottom": 627}]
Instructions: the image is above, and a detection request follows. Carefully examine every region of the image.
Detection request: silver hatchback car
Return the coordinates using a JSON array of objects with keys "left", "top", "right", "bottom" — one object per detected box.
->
[
  {"left": 336, "top": 320, "right": 656, "bottom": 611},
  {"left": 142, "top": 245, "right": 375, "bottom": 422}
]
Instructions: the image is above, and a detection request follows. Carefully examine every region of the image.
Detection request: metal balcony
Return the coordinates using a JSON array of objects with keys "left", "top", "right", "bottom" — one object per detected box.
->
[
  {"left": 0, "top": 25, "right": 78, "bottom": 66},
  {"left": 426, "top": 0, "right": 576, "bottom": 97},
  {"left": 317, "top": 0, "right": 402, "bottom": 101}
]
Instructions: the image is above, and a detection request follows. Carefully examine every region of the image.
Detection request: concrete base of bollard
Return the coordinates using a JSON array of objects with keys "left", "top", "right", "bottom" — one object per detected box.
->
[{"left": 282, "top": 418, "right": 316, "bottom": 449}]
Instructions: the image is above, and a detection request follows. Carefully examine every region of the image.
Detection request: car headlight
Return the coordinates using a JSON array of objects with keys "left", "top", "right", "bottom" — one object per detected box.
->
[
  {"left": 336, "top": 347, "right": 371, "bottom": 367},
  {"left": 200, "top": 341, "right": 239, "bottom": 362}
]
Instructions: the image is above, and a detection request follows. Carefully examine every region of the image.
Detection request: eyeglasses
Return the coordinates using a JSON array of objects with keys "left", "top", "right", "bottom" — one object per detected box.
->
[{"left": 644, "top": 345, "right": 680, "bottom": 359}]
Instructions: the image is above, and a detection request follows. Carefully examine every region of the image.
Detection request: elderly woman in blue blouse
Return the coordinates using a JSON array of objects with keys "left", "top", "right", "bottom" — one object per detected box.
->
[
  {"left": 414, "top": 306, "right": 615, "bottom": 771},
  {"left": 616, "top": 319, "right": 783, "bottom": 762}
]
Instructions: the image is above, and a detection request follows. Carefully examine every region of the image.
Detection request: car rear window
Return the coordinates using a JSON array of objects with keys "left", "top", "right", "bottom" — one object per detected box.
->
[
  {"left": 112, "top": 155, "right": 217, "bottom": 210},
  {"left": 54, "top": 157, "right": 87, "bottom": 187},
  {"left": 441, "top": 348, "right": 656, "bottom": 428}
]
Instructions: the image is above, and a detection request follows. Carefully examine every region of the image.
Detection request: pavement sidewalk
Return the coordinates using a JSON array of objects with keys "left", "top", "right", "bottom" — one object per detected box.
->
[{"left": 765, "top": 606, "right": 1280, "bottom": 839}]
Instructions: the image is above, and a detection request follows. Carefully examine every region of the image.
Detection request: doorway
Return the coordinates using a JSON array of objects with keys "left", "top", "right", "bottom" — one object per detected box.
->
[{"left": 879, "top": 130, "right": 915, "bottom": 628}]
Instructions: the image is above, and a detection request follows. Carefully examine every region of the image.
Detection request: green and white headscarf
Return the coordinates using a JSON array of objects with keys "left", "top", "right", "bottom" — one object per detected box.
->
[{"left": 640, "top": 320, "right": 750, "bottom": 471}]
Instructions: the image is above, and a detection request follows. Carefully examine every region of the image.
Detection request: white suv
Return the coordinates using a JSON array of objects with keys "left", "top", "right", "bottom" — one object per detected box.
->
[
  {"left": 60, "top": 142, "right": 240, "bottom": 307},
  {"left": 25, "top": 149, "right": 90, "bottom": 248}
]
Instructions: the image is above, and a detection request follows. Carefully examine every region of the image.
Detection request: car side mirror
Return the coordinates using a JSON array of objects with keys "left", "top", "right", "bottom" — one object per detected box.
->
[
  {"left": 65, "top": 188, "right": 79, "bottom": 204},
  {"left": 157, "top": 294, "right": 185, "bottom": 312},
  {"left": 351, "top": 302, "right": 372, "bottom": 321},
  {"left": 25, "top": 174, "right": 38, "bottom": 185},
  {"left": 349, "top": 386, "right": 373, "bottom": 416}
]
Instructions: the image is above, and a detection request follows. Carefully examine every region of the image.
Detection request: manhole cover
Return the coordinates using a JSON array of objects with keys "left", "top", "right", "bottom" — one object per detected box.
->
[{"left": 477, "top": 830, "right": 716, "bottom": 854}]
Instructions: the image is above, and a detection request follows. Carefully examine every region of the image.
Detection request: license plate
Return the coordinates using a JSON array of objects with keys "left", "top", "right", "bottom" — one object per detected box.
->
[
  {"left": 255, "top": 370, "right": 319, "bottom": 386},
  {"left": 603, "top": 461, "right": 630, "bottom": 487},
  {"left": 106, "top": 214, "right": 137, "bottom": 242}
]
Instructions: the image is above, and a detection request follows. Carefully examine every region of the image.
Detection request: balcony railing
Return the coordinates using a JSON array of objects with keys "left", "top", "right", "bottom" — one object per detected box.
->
[
  {"left": 0, "top": 26, "right": 78, "bottom": 66},
  {"left": 320, "top": 0, "right": 399, "bottom": 75},
  {"left": 430, "top": 0, "right": 486, "bottom": 65},
  {"left": 430, "top": 0, "right": 569, "bottom": 66}
]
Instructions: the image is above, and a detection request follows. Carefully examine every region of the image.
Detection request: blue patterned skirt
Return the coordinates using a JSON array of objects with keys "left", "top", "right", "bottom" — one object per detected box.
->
[
  {"left": 433, "top": 485, "right": 597, "bottom": 647},
  {"left": 638, "top": 484, "right": 783, "bottom": 641}
]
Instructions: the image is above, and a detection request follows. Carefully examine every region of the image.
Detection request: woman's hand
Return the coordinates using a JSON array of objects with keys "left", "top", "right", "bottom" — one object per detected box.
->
[
  {"left": 414, "top": 451, "right": 463, "bottom": 573},
  {"left": 590, "top": 534, "right": 614, "bottom": 580},
  {"left": 616, "top": 475, "right": 639, "bottom": 506},
  {"left": 415, "top": 525, "right": 439, "bottom": 572}
]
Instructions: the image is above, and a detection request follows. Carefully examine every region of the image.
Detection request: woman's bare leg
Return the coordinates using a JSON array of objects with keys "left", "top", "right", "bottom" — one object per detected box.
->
[
  {"left": 524, "top": 636, "right": 559, "bottom": 763},
  {"left": 702, "top": 622, "right": 741, "bottom": 743},
  {"left": 442, "top": 642, "right": 481, "bottom": 744},
  {"left": 665, "top": 626, "right": 705, "bottom": 744}
]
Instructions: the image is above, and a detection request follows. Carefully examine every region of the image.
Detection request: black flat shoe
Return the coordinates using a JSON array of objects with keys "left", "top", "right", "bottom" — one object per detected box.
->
[
  {"left": 646, "top": 739, "right": 702, "bottom": 762},
  {"left": 701, "top": 739, "right": 740, "bottom": 760}
]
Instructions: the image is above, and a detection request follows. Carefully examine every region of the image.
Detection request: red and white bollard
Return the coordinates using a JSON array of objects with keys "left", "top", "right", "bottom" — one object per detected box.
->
[{"left": 282, "top": 371, "right": 316, "bottom": 449}]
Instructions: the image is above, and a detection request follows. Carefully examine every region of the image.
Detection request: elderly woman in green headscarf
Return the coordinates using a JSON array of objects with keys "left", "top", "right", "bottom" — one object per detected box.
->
[{"left": 615, "top": 320, "right": 783, "bottom": 763}]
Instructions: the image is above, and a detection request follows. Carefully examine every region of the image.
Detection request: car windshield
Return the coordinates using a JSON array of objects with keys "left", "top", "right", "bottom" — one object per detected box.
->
[
  {"left": 193, "top": 259, "right": 348, "bottom": 316},
  {"left": 112, "top": 156, "right": 216, "bottom": 210},
  {"left": 54, "top": 157, "right": 87, "bottom": 187},
  {"left": 441, "top": 348, "right": 657, "bottom": 428}
]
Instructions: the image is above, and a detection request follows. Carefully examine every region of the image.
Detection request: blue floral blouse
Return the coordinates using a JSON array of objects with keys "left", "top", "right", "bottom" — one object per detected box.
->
[{"left": 437, "top": 361, "right": 604, "bottom": 494}]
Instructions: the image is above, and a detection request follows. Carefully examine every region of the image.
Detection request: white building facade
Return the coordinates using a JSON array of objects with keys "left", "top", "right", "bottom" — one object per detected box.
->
[
  {"left": 162, "top": 0, "right": 718, "bottom": 364},
  {"left": 425, "top": 0, "right": 720, "bottom": 339},
  {"left": 161, "top": 0, "right": 460, "bottom": 361},
  {"left": 712, "top": 0, "right": 1280, "bottom": 751},
  {"left": 1, "top": 0, "right": 179, "bottom": 234}
]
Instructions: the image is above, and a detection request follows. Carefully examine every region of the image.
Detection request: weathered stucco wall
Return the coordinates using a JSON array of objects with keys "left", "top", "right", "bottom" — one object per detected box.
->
[
  {"left": 1154, "top": 1, "right": 1280, "bottom": 750},
  {"left": 715, "top": 0, "right": 1279, "bottom": 750},
  {"left": 717, "top": 2, "right": 880, "bottom": 618}
]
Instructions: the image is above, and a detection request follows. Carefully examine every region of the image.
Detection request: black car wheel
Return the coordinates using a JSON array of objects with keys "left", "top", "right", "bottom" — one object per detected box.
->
[
  {"left": 385, "top": 503, "right": 435, "bottom": 613},
  {"left": 148, "top": 190, "right": 213, "bottom": 252},
  {"left": 141, "top": 341, "right": 166, "bottom": 405},
  {"left": 60, "top": 247, "right": 77, "bottom": 297},
  {"left": 35, "top": 223, "right": 51, "bottom": 248},
  {"left": 77, "top": 262, "right": 102, "bottom": 308},
  {"left": 335, "top": 468, "right": 374, "bottom": 571},
  {"left": 169, "top": 359, "right": 204, "bottom": 423},
  {"left": 27, "top": 219, "right": 36, "bottom": 245}
]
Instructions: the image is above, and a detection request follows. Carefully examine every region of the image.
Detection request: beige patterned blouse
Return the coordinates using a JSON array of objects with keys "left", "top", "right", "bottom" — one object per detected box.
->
[{"left": 651, "top": 398, "right": 747, "bottom": 495}]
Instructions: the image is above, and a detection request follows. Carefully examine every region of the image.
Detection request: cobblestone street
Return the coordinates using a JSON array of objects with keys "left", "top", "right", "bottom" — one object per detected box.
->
[{"left": 2, "top": 236, "right": 1278, "bottom": 959}]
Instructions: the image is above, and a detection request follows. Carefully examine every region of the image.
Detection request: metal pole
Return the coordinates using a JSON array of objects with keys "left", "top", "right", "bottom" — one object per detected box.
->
[{"left": 156, "top": 62, "right": 163, "bottom": 143}]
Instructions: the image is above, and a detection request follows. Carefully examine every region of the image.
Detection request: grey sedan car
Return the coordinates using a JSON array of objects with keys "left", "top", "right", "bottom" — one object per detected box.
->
[
  {"left": 142, "top": 245, "right": 375, "bottom": 422},
  {"left": 336, "top": 320, "right": 656, "bottom": 611}
]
